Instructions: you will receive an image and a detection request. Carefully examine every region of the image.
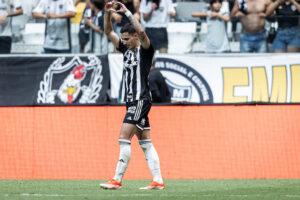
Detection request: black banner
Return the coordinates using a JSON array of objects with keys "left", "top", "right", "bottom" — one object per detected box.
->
[{"left": 0, "top": 55, "right": 110, "bottom": 106}]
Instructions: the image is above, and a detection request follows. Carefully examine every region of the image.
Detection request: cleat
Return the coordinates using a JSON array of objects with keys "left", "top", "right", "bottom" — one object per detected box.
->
[
  {"left": 100, "top": 179, "right": 122, "bottom": 190},
  {"left": 139, "top": 181, "right": 165, "bottom": 190}
]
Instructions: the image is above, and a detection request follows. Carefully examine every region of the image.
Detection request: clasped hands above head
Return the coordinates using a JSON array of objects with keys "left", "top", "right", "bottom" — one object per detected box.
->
[{"left": 105, "top": 1, "right": 127, "bottom": 13}]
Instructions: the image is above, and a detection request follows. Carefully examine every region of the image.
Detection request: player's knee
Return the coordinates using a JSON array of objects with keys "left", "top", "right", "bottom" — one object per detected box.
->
[{"left": 139, "top": 139, "right": 152, "bottom": 151}]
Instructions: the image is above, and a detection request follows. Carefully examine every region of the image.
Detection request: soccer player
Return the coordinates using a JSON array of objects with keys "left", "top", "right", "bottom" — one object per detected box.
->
[{"left": 100, "top": 1, "right": 164, "bottom": 190}]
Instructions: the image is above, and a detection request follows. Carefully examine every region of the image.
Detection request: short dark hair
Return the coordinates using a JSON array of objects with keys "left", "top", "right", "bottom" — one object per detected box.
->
[
  {"left": 209, "top": 0, "right": 222, "bottom": 6},
  {"left": 91, "top": 0, "right": 105, "bottom": 10},
  {"left": 120, "top": 23, "right": 136, "bottom": 35}
]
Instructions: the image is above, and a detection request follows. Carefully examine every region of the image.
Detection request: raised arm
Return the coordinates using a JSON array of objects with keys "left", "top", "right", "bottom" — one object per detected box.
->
[
  {"left": 116, "top": 2, "right": 150, "bottom": 49},
  {"left": 104, "top": 2, "right": 120, "bottom": 49}
]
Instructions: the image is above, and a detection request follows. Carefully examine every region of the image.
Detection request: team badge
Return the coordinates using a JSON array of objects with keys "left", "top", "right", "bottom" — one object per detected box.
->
[
  {"left": 155, "top": 57, "right": 213, "bottom": 103},
  {"left": 37, "top": 56, "right": 103, "bottom": 104}
]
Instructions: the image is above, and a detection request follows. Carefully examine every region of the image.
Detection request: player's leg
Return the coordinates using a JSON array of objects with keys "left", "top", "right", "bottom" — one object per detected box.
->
[
  {"left": 100, "top": 123, "right": 137, "bottom": 190},
  {"left": 113, "top": 123, "right": 138, "bottom": 182},
  {"left": 136, "top": 127, "right": 165, "bottom": 190}
]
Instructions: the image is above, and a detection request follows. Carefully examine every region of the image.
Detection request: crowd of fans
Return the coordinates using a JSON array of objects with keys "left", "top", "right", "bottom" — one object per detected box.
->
[{"left": 0, "top": 0, "right": 299, "bottom": 54}]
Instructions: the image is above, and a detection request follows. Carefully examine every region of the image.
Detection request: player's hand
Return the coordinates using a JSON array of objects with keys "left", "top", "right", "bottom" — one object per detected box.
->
[
  {"left": 0, "top": 14, "right": 8, "bottom": 25},
  {"left": 115, "top": 2, "right": 128, "bottom": 13},
  {"left": 105, "top": 2, "right": 117, "bottom": 12}
]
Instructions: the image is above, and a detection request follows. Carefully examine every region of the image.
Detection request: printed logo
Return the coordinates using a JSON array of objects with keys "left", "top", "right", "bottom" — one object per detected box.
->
[
  {"left": 127, "top": 106, "right": 136, "bottom": 114},
  {"left": 155, "top": 58, "right": 213, "bottom": 103},
  {"left": 140, "top": 118, "right": 145, "bottom": 126},
  {"left": 37, "top": 56, "right": 103, "bottom": 104},
  {"left": 127, "top": 116, "right": 132, "bottom": 121}
]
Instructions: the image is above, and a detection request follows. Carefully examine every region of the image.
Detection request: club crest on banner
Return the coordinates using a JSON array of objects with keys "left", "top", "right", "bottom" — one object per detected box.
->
[
  {"left": 155, "top": 57, "right": 213, "bottom": 103},
  {"left": 37, "top": 56, "right": 103, "bottom": 104}
]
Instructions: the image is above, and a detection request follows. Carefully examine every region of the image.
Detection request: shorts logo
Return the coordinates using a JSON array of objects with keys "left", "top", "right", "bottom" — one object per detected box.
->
[
  {"left": 127, "top": 106, "right": 136, "bottom": 114},
  {"left": 140, "top": 118, "right": 145, "bottom": 126},
  {"left": 127, "top": 116, "right": 132, "bottom": 121},
  {"left": 155, "top": 58, "right": 213, "bottom": 103},
  {"left": 37, "top": 56, "right": 103, "bottom": 104}
]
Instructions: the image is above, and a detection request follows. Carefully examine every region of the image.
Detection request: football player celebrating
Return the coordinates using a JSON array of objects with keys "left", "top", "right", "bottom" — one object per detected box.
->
[{"left": 100, "top": 1, "right": 165, "bottom": 190}]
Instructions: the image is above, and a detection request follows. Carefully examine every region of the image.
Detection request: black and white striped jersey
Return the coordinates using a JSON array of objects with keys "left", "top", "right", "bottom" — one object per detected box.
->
[{"left": 117, "top": 40, "right": 154, "bottom": 102}]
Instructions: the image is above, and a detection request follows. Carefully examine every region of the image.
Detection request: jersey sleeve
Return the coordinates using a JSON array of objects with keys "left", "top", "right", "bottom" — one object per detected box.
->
[
  {"left": 144, "top": 43, "right": 155, "bottom": 56},
  {"left": 66, "top": 0, "right": 77, "bottom": 13},
  {"left": 12, "top": 0, "right": 22, "bottom": 9},
  {"left": 140, "top": 44, "right": 154, "bottom": 69},
  {"left": 117, "top": 40, "right": 128, "bottom": 54},
  {"left": 33, "top": 0, "right": 47, "bottom": 14}
]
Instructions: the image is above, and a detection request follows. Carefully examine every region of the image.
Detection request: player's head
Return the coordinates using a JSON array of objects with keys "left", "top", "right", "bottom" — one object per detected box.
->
[
  {"left": 120, "top": 23, "right": 139, "bottom": 50},
  {"left": 209, "top": 0, "right": 222, "bottom": 12},
  {"left": 90, "top": 0, "right": 105, "bottom": 11}
]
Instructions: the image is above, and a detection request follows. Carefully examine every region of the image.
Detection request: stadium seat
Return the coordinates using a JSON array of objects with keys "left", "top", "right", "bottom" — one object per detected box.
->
[
  {"left": 23, "top": 23, "right": 45, "bottom": 45},
  {"left": 167, "top": 22, "right": 197, "bottom": 53},
  {"left": 174, "top": 1, "right": 208, "bottom": 24}
]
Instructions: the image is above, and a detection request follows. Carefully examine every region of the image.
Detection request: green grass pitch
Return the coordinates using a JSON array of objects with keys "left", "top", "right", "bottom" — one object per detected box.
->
[{"left": 1, "top": 179, "right": 300, "bottom": 200}]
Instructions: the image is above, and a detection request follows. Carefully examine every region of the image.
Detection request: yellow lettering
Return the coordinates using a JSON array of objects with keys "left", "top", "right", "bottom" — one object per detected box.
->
[
  {"left": 252, "top": 67, "right": 269, "bottom": 102},
  {"left": 291, "top": 64, "right": 300, "bottom": 102},
  {"left": 270, "top": 66, "right": 287, "bottom": 103},
  {"left": 223, "top": 68, "right": 248, "bottom": 103}
]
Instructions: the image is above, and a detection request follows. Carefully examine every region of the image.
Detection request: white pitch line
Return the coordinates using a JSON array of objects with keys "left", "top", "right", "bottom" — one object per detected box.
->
[
  {"left": 1, "top": 193, "right": 299, "bottom": 198},
  {"left": 20, "top": 193, "right": 87, "bottom": 197},
  {"left": 286, "top": 195, "right": 300, "bottom": 198}
]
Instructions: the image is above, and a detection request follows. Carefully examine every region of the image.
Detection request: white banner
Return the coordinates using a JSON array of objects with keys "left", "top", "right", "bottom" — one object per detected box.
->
[{"left": 109, "top": 53, "right": 300, "bottom": 104}]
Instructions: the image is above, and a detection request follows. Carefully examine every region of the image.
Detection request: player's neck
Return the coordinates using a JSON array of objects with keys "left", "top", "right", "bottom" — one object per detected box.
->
[{"left": 131, "top": 42, "right": 141, "bottom": 52}]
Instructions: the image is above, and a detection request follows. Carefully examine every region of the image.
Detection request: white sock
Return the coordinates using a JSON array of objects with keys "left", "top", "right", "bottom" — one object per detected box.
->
[
  {"left": 113, "top": 139, "right": 131, "bottom": 183},
  {"left": 139, "top": 139, "right": 163, "bottom": 184}
]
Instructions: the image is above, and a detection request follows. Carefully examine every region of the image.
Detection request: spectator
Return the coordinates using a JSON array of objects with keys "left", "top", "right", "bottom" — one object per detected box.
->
[
  {"left": 112, "top": 0, "right": 140, "bottom": 37},
  {"left": 266, "top": 0, "right": 300, "bottom": 52},
  {"left": 33, "top": 0, "right": 76, "bottom": 53},
  {"left": 79, "top": 0, "right": 92, "bottom": 53},
  {"left": 0, "top": 0, "right": 23, "bottom": 54},
  {"left": 149, "top": 60, "right": 171, "bottom": 103},
  {"left": 192, "top": 0, "right": 231, "bottom": 53},
  {"left": 85, "top": 0, "right": 108, "bottom": 54},
  {"left": 139, "top": 0, "right": 176, "bottom": 53},
  {"left": 231, "top": 0, "right": 272, "bottom": 53},
  {"left": 228, "top": 0, "right": 239, "bottom": 41}
]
